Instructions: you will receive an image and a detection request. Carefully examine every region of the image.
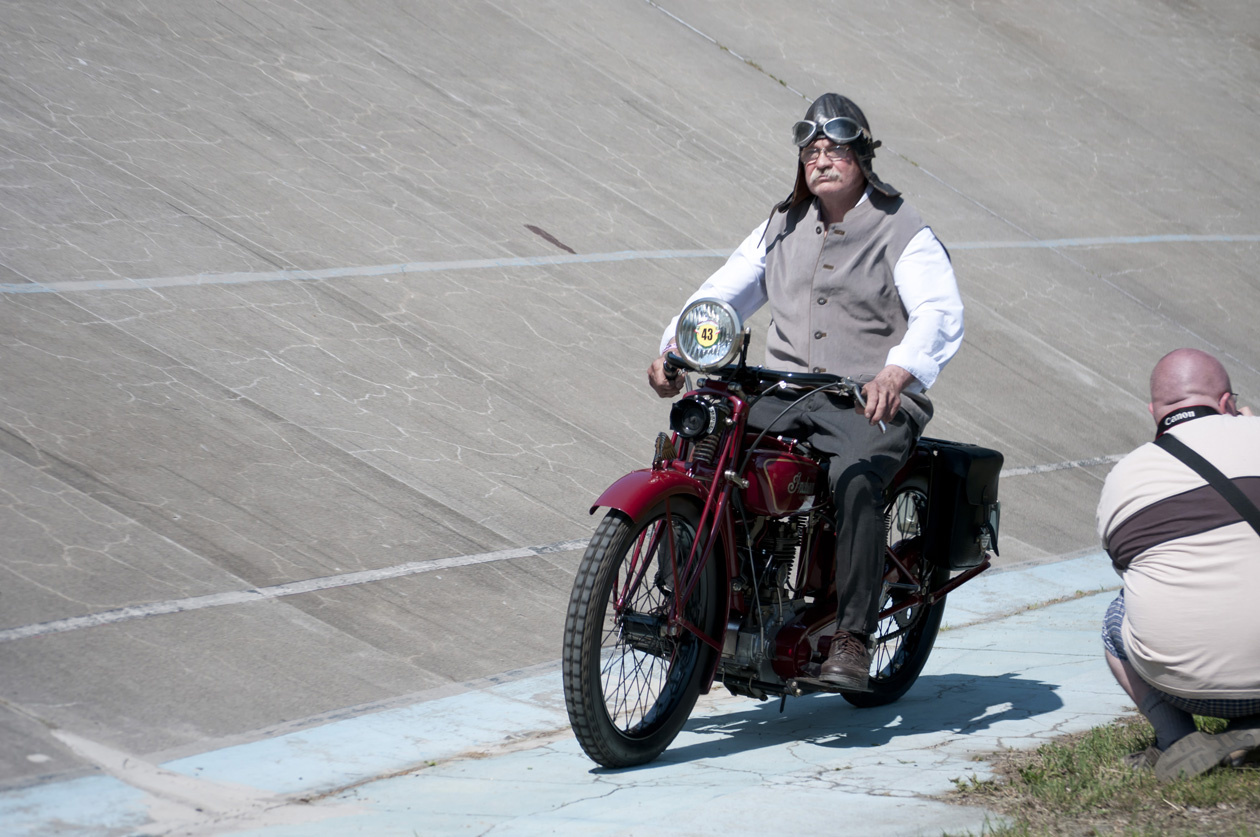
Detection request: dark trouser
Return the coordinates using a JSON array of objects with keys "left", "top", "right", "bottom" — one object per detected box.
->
[{"left": 747, "top": 390, "right": 919, "bottom": 635}]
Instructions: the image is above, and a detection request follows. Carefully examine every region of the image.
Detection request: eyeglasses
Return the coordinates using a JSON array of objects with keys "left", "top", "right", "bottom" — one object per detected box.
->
[
  {"left": 792, "top": 116, "right": 866, "bottom": 148},
  {"left": 800, "top": 144, "right": 853, "bottom": 164}
]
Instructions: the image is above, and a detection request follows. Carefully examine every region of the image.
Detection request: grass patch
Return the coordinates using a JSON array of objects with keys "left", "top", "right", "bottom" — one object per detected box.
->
[{"left": 948, "top": 715, "right": 1260, "bottom": 836}]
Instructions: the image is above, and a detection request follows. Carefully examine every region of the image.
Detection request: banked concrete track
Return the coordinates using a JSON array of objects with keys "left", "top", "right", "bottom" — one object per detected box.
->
[{"left": 1, "top": 0, "right": 1257, "bottom": 832}]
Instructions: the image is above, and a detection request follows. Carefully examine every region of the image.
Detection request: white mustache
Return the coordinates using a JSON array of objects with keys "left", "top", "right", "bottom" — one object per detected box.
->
[{"left": 809, "top": 170, "right": 841, "bottom": 185}]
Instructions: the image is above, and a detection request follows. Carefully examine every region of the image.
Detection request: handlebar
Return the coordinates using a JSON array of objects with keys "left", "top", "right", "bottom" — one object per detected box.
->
[
  {"left": 664, "top": 353, "right": 887, "bottom": 432},
  {"left": 665, "top": 352, "right": 860, "bottom": 392}
]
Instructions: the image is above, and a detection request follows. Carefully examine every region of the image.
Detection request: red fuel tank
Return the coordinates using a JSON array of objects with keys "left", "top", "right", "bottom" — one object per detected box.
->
[{"left": 741, "top": 448, "right": 822, "bottom": 517}]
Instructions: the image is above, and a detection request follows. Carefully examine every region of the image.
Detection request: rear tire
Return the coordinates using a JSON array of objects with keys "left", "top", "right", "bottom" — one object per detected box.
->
[
  {"left": 843, "top": 476, "right": 948, "bottom": 708},
  {"left": 562, "top": 502, "right": 721, "bottom": 767}
]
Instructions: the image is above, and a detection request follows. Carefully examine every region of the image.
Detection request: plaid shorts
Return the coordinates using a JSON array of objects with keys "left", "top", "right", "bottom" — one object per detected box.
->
[{"left": 1103, "top": 591, "right": 1260, "bottom": 718}]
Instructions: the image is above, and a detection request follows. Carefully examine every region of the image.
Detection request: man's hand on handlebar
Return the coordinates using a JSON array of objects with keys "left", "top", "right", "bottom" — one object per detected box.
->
[
  {"left": 859, "top": 364, "right": 914, "bottom": 425},
  {"left": 648, "top": 353, "right": 686, "bottom": 398}
]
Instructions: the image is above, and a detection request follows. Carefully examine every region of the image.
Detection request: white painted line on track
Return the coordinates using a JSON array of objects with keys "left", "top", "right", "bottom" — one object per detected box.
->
[
  {"left": 950, "top": 233, "right": 1260, "bottom": 250},
  {"left": 0, "top": 452, "right": 1124, "bottom": 645},
  {"left": 0, "top": 538, "right": 590, "bottom": 644},
  {"left": 0, "top": 250, "right": 728, "bottom": 294},
  {"left": 2, "top": 235, "right": 1257, "bottom": 294},
  {"left": 1000, "top": 453, "right": 1125, "bottom": 477}
]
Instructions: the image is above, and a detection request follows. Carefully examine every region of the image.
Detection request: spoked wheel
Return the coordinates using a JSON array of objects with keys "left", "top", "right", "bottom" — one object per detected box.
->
[
  {"left": 843, "top": 476, "right": 949, "bottom": 708},
  {"left": 562, "top": 502, "right": 721, "bottom": 768}
]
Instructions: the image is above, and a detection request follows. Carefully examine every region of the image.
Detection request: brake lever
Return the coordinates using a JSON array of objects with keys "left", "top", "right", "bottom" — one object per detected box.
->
[{"left": 850, "top": 381, "right": 887, "bottom": 434}]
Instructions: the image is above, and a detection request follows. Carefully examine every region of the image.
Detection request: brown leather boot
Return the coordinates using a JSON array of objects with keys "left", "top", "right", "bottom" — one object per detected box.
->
[{"left": 819, "top": 630, "right": 870, "bottom": 690}]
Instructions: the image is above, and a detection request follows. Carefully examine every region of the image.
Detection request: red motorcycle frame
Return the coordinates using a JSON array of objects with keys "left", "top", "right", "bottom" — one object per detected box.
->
[{"left": 562, "top": 339, "right": 1001, "bottom": 769}]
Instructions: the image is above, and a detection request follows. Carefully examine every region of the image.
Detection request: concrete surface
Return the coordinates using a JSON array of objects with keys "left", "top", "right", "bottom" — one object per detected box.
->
[
  {"left": 1, "top": 0, "right": 1258, "bottom": 830},
  {"left": 1, "top": 555, "right": 1128, "bottom": 836}
]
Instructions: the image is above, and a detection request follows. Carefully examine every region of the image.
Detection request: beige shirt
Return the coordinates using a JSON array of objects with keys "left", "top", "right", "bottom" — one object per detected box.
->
[{"left": 1097, "top": 414, "right": 1260, "bottom": 699}]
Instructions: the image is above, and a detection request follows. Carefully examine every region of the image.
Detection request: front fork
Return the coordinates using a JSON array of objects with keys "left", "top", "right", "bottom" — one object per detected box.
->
[{"left": 596, "top": 474, "right": 736, "bottom": 662}]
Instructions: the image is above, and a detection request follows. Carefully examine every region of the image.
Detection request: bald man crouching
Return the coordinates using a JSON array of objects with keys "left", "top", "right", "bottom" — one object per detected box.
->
[{"left": 1097, "top": 348, "right": 1260, "bottom": 781}]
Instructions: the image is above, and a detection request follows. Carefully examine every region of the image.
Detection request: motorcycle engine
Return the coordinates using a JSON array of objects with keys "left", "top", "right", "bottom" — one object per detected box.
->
[{"left": 718, "top": 515, "right": 810, "bottom": 698}]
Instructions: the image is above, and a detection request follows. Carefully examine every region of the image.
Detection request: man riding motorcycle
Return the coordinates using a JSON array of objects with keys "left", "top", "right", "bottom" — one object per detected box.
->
[{"left": 647, "top": 93, "right": 964, "bottom": 690}]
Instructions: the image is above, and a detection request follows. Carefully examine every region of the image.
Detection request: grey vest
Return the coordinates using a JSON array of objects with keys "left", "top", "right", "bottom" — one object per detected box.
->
[{"left": 763, "top": 192, "right": 933, "bottom": 429}]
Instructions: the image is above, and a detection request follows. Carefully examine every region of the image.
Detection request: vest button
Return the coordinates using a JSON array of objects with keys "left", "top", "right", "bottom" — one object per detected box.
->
[
  {"left": 814, "top": 331, "right": 825, "bottom": 339},
  {"left": 815, "top": 226, "right": 822, "bottom": 234},
  {"left": 817, "top": 297, "right": 827, "bottom": 305},
  {"left": 812, "top": 366, "right": 825, "bottom": 373}
]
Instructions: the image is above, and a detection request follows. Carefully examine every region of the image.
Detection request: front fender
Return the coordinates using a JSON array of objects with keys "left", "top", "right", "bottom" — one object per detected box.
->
[
  {"left": 593, "top": 468, "right": 732, "bottom": 691},
  {"left": 590, "top": 468, "right": 707, "bottom": 524}
]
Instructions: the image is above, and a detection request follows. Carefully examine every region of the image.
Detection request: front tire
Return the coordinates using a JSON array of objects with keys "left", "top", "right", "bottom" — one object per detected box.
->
[
  {"left": 843, "top": 476, "right": 948, "bottom": 708},
  {"left": 562, "top": 502, "right": 721, "bottom": 767}
]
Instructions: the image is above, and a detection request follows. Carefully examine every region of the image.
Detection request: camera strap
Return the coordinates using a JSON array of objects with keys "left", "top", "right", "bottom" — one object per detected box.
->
[{"left": 1154, "top": 433, "right": 1260, "bottom": 538}]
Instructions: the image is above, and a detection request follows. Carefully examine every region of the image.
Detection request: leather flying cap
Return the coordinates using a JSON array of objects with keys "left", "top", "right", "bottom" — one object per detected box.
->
[{"left": 780, "top": 93, "right": 899, "bottom": 211}]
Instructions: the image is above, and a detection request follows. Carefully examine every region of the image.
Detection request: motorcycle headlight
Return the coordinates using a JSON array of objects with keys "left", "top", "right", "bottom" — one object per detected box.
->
[{"left": 675, "top": 299, "right": 743, "bottom": 371}]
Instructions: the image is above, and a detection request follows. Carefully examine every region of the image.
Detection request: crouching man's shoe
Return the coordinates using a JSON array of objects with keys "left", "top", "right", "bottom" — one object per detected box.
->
[
  {"left": 1155, "top": 716, "right": 1260, "bottom": 782},
  {"left": 819, "top": 630, "right": 871, "bottom": 690}
]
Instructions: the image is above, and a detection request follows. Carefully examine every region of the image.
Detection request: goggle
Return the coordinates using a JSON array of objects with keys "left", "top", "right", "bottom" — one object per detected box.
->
[{"left": 792, "top": 116, "right": 866, "bottom": 148}]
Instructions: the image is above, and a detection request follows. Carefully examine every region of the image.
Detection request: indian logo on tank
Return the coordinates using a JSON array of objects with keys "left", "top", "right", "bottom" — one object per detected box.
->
[{"left": 787, "top": 472, "right": 815, "bottom": 495}]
